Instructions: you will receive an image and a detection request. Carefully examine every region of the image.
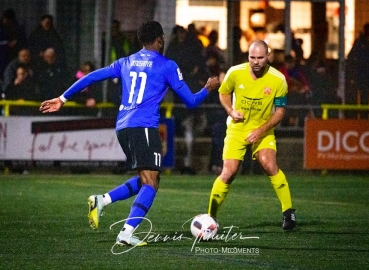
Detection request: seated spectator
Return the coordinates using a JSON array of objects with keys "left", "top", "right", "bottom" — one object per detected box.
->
[
  {"left": 70, "top": 61, "right": 102, "bottom": 116},
  {"left": 2, "top": 48, "right": 33, "bottom": 92},
  {"left": 5, "top": 65, "right": 38, "bottom": 115},
  {"left": 34, "top": 47, "right": 71, "bottom": 101},
  {"left": 278, "top": 55, "right": 310, "bottom": 127}
]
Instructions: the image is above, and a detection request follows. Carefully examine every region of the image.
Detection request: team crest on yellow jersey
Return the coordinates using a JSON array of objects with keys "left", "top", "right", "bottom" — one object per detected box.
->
[{"left": 264, "top": 87, "right": 272, "bottom": 95}]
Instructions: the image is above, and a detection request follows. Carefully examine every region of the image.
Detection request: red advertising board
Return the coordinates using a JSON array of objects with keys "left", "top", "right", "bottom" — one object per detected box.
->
[{"left": 304, "top": 119, "right": 369, "bottom": 170}]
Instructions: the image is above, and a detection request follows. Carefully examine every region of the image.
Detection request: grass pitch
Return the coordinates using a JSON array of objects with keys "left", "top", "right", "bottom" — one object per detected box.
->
[{"left": 0, "top": 172, "right": 368, "bottom": 269}]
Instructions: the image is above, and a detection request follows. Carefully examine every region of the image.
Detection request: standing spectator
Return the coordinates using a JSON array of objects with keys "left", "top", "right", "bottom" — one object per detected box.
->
[
  {"left": 164, "top": 25, "right": 187, "bottom": 71},
  {"left": 0, "top": 22, "right": 8, "bottom": 84},
  {"left": 1, "top": 9, "right": 27, "bottom": 64},
  {"left": 102, "top": 20, "right": 133, "bottom": 116},
  {"left": 304, "top": 52, "right": 338, "bottom": 118},
  {"left": 197, "top": 25, "right": 211, "bottom": 48},
  {"left": 232, "top": 26, "right": 246, "bottom": 65},
  {"left": 204, "top": 30, "right": 227, "bottom": 74},
  {"left": 2, "top": 48, "right": 33, "bottom": 92},
  {"left": 291, "top": 33, "right": 304, "bottom": 65},
  {"left": 347, "top": 23, "right": 369, "bottom": 118},
  {"left": 102, "top": 19, "right": 133, "bottom": 65},
  {"left": 34, "top": 48, "right": 70, "bottom": 101},
  {"left": 278, "top": 55, "right": 310, "bottom": 126},
  {"left": 165, "top": 24, "right": 207, "bottom": 174},
  {"left": 28, "top": 14, "right": 66, "bottom": 68},
  {"left": 204, "top": 29, "right": 227, "bottom": 174}
]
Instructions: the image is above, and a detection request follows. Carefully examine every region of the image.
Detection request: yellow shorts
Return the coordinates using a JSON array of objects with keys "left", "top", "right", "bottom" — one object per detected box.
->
[{"left": 223, "top": 128, "right": 277, "bottom": 161}]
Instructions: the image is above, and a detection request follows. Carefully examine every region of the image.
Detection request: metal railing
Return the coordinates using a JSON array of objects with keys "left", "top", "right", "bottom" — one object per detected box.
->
[
  {"left": 2, "top": 99, "right": 368, "bottom": 122},
  {"left": 0, "top": 99, "right": 177, "bottom": 118},
  {"left": 321, "top": 103, "right": 369, "bottom": 120}
]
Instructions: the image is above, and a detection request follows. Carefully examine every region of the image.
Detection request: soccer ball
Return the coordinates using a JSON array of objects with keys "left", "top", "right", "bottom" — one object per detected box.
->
[{"left": 190, "top": 214, "right": 219, "bottom": 240}]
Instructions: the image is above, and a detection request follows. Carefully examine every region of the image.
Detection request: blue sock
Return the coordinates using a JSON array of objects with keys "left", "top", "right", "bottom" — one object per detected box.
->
[
  {"left": 126, "top": 185, "right": 156, "bottom": 228},
  {"left": 108, "top": 176, "right": 141, "bottom": 202}
]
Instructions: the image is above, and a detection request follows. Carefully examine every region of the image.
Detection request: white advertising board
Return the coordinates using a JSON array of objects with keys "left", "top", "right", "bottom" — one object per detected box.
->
[{"left": 0, "top": 116, "right": 126, "bottom": 161}]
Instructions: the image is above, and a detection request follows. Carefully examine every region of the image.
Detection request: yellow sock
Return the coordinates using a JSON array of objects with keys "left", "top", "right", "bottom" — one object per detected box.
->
[
  {"left": 208, "top": 177, "right": 230, "bottom": 218},
  {"left": 269, "top": 170, "right": 292, "bottom": 212}
]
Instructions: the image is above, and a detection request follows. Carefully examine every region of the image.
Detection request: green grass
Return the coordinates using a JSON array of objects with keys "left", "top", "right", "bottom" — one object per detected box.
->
[{"left": 1, "top": 172, "right": 368, "bottom": 269}]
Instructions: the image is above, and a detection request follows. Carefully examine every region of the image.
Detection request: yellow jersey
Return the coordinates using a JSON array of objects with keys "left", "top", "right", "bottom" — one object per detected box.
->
[{"left": 219, "top": 62, "right": 287, "bottom": 133}]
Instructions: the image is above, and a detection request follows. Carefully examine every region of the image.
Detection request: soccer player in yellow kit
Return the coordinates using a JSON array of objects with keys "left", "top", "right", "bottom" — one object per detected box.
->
[{"left": 207, "top": 40, "right": 296, "bottom": 230}]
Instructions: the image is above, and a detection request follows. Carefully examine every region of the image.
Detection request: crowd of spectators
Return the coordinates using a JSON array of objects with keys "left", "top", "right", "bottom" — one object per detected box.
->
[
  {"left": 0, "top": 10, "right": 137, "bottom": 117},
  {"left": 0, "top": 10, "right": 74, "bottom": 115},
  {"left": 0, "top": 8, "right": 341, "bottom": 121}
]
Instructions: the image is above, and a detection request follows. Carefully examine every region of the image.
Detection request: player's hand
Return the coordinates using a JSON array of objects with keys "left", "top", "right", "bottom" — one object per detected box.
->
[
  {"left": 39, "top": 97, "right": 64, "bottom": 113},
  {"left": 229, "top": 109, "right": 244, "bottom": 122},
  {"left": 85, "top": 98, "right": 96, "bottom": 107},
  {"left": 204, "top": 76, "right": 220, "bottom": 92},
  {"left": 246, "top": 129, "right": 262, "bottom": 143}
]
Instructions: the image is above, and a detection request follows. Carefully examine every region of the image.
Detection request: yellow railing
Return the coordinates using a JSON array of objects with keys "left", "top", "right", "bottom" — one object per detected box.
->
[
  {"left": 0, "top": 100, "right": 175, "bottom": 118},
  {"left": 321, "top": 103, "right": 369, "bottom": 120},
  {"left": 2, "top": 100, "right": 368, "bottom": 121}
]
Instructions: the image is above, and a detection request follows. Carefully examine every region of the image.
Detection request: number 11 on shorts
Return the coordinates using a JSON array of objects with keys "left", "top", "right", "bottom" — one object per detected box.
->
[{"left": 154, "top": 152, "right": 161, "bottom": 166}]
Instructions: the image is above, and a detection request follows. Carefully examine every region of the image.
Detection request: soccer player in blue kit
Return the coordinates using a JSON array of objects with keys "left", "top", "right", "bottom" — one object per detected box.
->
[{"left": 39, "top": 21, "right": 220, "bottom": 246}]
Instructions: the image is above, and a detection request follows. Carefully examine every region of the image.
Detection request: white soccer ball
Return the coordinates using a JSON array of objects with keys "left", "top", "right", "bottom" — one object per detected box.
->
[{"left": 190, "top": 214, "right": 219, "bottom": 240}]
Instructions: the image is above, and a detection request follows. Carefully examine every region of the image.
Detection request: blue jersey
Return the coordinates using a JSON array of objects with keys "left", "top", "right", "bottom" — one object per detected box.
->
[{"left": 62, "top": 49, "right": 209, "bottom": 131}]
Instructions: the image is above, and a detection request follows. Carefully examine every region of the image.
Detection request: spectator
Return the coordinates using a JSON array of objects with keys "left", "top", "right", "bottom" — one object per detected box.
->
[
  {"left": 347, "top": 23, "right": 369, "bottom": 118},
  {"left": 5, "top": 65, "right": 38, "bottom": 115},
  {"left": 291, "top": 34, "right": 304, "bottom": 65},
  {"left": 0, "top": 22, "right": 8, "bottom": 84},
  {"left": 102, "top": 19, "right": 133, "bottom": 65},
  {"left": 166, "top": 24, "right": 207, "bottom": 174},
  {"left": 71, "top": 61, "right": 102, "bottom": 116},
  {"left": 278, "top": 55, "right": 310, "bottom": 127},
  {"left": 304, "top": 52, "right": 339, "bottom": 118},
  {"left": 28, "top": 14, "right": 66, "bottom": 67},
  {"left": 2, "top": 48, "right": 33, "bottom": 92},
  {"left": 102, "top": 20, "right": 134, "bottom": 117},
  {"left": 232, "top": 26, "right": 246, "bottom": 65},
  {"left": 203, "top": 30, "right": 227, "bottom": 174},
  {"left": 34, "top": 47, "right": 71, "bottom": 101},
  {"left": 197, "top": 25, "right": 211, "bottom": 47},
  {"left": 204, "top": 63, "right": 227, "bottom": 175},
  {"left": 204, "top": 30, "right": 227, "bottom": 73},
  {"left": 1, "top": 9, "right": 27, "bottom": 64}
]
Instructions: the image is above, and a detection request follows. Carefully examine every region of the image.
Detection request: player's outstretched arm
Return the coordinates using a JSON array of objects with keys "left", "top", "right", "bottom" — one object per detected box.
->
[{"left": 39, "top": 97, "right": 64, "bottom": 113}]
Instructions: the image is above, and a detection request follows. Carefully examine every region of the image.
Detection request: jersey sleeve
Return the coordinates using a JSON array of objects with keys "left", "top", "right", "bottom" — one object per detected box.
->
[
  {"left": 275, "top": 74, "right": 288, "bottom": 98},
  {"left": 165, "top": 60, "right": 209, "bottom": 109},
  {"left": 62, "top": 63, "right": 120, "bottom": 100},
  {"left": 274, "top": 75, "right": 288, "bottom": 107},
  {"left": 218, "top": 69, "right": 234, "bottom": 94}
]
